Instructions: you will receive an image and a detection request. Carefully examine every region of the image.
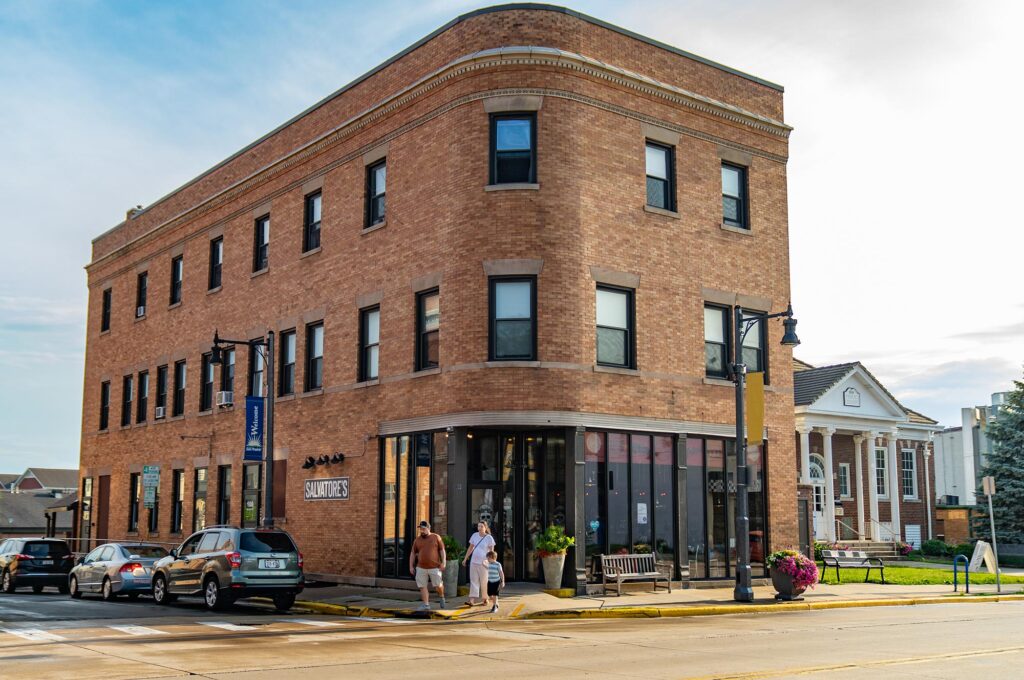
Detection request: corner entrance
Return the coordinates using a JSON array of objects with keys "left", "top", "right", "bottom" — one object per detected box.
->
[{"left": 468, "top": 431, "right": 565, "bottom": 582}]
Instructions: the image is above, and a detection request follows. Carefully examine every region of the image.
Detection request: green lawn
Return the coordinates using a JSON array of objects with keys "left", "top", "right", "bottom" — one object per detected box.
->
[{"left": 817, "top": 564, "right": 1024, "bottom": 586}]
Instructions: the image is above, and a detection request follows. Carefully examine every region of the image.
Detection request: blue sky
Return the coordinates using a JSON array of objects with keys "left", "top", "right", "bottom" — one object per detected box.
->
[{"left": 1, "top": 0, "right": 1021, "bottom": 470}]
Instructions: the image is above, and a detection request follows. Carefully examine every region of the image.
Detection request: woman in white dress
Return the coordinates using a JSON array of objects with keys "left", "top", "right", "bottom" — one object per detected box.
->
[{"left": 462, "top": 521, "right": 496, "bottom": 606}]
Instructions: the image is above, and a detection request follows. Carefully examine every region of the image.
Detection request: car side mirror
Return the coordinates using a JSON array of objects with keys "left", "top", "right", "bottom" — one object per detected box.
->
[
  {"left": 77, "top": 557, "right": 85, "bottom": 565},
  {"left": 169, "top": 548, "right": 178, "bottom": 559}
]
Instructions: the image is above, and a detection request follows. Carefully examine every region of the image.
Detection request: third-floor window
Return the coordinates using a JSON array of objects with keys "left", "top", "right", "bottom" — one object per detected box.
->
[
  {"left": 169, "top": 255, "right": 183, "bottom": 305},
  {"left": 596, "top": 286, "right": 635, "bottom": 368},
  {"left": 722, "top": 163, "right": 749, "bottom": 229},
  {"left": 360, "top": 309, "right": 379, "bottom": 382},
  {"left": 253, "top": 214, "right": 269, "bottom": 272},
  {"left": 155, "top": 365, "right": 168, "bottom": 415},
  {"left": 136, "top": 370, "right": 149, "bottom": 423},
  {"left": 645, "top": 142, "right": 674, "bottom": 211},
  {"left": 490, "top": 277, "right": 536, "bottom": 360},
  {"left": 121, "top": 374, "right": 133, "bottom": 427},
  {"left": 200, "top": 352, "right": 214, "bottom": 411},
  {"left": 101, "top": 288, "right": 112, "bottom": 332},
  {"left": 704, "top": 305, "right": 729, "bottom": 379},
  {"left": 99, "top": 381, "right": 110, "bottom": 430},
  {"left": 136, "top": 272, "right": 147, "bottom": 318},
  {"left": 366, "top": 160, "right": 386, "bottom": 227},
  {"left": 280, "top": 330, "right": 296, "bottom": 395},
  {"left": 306, "top": 322, "right": 324, "bottom": 390},
  {"left": 208, "top": 237, "right": 223, "bottom": 290},
  {"left": 303, "top": 191, "right": 321, "bottom": 252},
  {"left": 220, "top": 347, "right": 235, "bottom": 394},
  {"left": 416, "top": 290, "right": 439, "bottom": 371},
  {"left": 172, "top": 360, "right": 186, "bottom": 417},
  {"left": 248, "top": 340, "right": 264, "bottom": 397},
  {"left": 490, "top": 114, "right": 536, "bottom": 184}
]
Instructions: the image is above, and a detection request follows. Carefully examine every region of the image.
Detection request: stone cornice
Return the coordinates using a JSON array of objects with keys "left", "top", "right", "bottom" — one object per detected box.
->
[{"left": 88, "top": 46, "right": 789, "bottom": 275}]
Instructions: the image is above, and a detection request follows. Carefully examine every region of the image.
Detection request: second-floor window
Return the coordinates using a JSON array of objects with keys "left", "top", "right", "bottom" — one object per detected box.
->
[
  {"left": 171, "top": 469, "right": 184, "bottom": 533},
  {"left": 303, "top": 191, "right": 321, "bottom": 252},
  {"left": 307, "top": 322, "right": 324, "bottom": 389},
  {"left": 136, "top": 370, "right": 148, "bottom": 423},
  {"left": 490, "top": 114, "right": 536, "bottom": 184},
  {"left": 248, "top": 340, "right": 264, "bottom": 397},
  {"left": 741, "top": 311, "right": 766, "bottom": 375},
  {"left": 645, "top": 142, "right": 674, "bottom": 211},
  {"left": 172, "top": 360, "right": 186, "bottom": 417},
  {"left": 596, "top": 286, "right": 634, "bottom": 368},
  {"left": 366, "top": 160, "right": 386, "bottom": 227},
  {"left": 253, "top": 215, "right": 269, "bottom": 272},
  {"left": 136, "top": 272, "right": 148, "bottom": 318},
  {"left": 416, "top": 290, "right": 439, "bottom": 371},
  {"left": 360, "top": 309, "right": 379, "bottom": 381},
  {"left": 121, "top": 374, "right": 133, "bottom": 427},
  {"left": 722, "top": 163, "right": 749, "bottom": 229},
  {"left": 101, "top": 288, "right": 112, "bottom": 332},
  {"left": 280, "top": 330, "right": 296, "bottom": 395},
  {"left": 193, "top": 468, "right": 208, "bottom": 532},
  {"left": 490, "top": 277, "right": 536, "bottom": 360},
  {"left": 156, "top": 365, "right": 168, "bottom": 415},
  {"left": 99, "top": 381, "right": 110, "bottom": 430},
  {"left": 128, "top": 473, "right": 140, "bottom": 532},
  {"left": 220, "top": 348, "right": 235, "bottom": 394},
  {"left": 704, "top": 305, "right": 729, "bottom": 378},
  {"left": 208, "top": 237, "right": 223, "bottom": 290},
  {"left": 200, "top": 353, "right": 214, "bottom": 411},
  {"left": 170, "top": 255, "right": 183, "bottom": 305}
]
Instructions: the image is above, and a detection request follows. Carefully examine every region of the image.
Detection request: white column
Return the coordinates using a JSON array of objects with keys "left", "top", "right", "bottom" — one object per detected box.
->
[
  {"left": 798, "top": 426, "right": 812, "bottom": 485},
  {"left": 924, "top": 440, "right": 934, "bottom": 541},
  {"left": 819, "top": 427, "right": 837, "bottom": 542},
  {"left": 865, "top": 432, "right": 880, "bottom": 541},
  {"left": 888, "top": 430, "right": 901, "bottom": 541},
  {"left": 853, "top": 435, "right": 866, "bottom": 540}
]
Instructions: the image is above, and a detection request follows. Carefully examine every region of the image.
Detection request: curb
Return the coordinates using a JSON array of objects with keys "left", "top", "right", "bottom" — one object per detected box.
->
[
  {"left": 522, "top": 593, "right": 1024, "bottom": 620},
  {"left": 255, "top": 597, "right": 467, "bottom": 621}
]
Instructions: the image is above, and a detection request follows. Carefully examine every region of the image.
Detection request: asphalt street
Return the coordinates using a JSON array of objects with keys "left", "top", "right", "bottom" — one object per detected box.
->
[{"left": 0, "top": 589, "right": 1022, "bottom": 678}]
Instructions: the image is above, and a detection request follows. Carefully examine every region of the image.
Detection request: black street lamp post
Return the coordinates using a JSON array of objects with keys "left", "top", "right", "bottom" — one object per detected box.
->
[
  {"left": 211, "top": 330, "right": 275, "bottom": 529},
  {"left": 732, "top": 303, "right": 800, "bottom": 602}
]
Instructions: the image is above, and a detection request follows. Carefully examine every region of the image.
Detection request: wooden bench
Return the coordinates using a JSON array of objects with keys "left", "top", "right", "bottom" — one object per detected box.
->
[
  {"left": 820, "top": 549, "right": 886, "bottom": 583},
  {"left": 600, "top": 553, "right": 671, "bottom": 595}
]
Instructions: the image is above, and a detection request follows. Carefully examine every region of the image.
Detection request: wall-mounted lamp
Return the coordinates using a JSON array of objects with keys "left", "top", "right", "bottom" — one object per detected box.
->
[
  {"left": 330, "top": 452, "right": 346, "bottom": 464},
  {"left": 302, "top": 456, "right": 316, "bottom": 469},
  {"left": 316, "top": 454, "right": 330, "bottom": 466}
]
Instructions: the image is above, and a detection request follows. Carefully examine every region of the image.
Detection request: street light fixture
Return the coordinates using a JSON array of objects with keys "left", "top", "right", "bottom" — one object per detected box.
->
[
  {"left": 733, "top": 302, "right": 800, "bottom": 603},
  {"left": 210, "top": 329, "right": 276, "bottom": 529}
]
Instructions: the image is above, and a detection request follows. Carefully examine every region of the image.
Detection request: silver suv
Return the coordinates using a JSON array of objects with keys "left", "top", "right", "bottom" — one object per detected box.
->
[{"left": 151, "top": 526, "right": 303, "bottom": 611}]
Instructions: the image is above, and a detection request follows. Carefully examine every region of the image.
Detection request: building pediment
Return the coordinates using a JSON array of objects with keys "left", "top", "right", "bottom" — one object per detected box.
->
[{"left": 795, "top": 363, "right": 907, "bottom": 422}]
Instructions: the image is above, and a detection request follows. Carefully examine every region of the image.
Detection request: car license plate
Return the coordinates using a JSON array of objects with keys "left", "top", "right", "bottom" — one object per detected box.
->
[
  {"left": 39, "top": 560, "right": 53, "bottom": 566},
  {"left": 260, "top": 559, "right": 282, "bottom": 569}
]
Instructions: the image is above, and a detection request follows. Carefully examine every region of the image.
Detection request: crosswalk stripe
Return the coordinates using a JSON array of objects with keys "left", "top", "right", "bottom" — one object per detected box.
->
[
  {"left": 108, "top": 625, "right": 169, "bottom": 636},
  {"left": 281, "top": 618, "right": 343, "bottom": 628},
  {"left": 0, "top": 608, "right": 48, "bottom": 619},
  {"left": 200, "top": 621, "right": 253, "bottom": 631},
  {"left": 0, "top": 627, "right": 65, "bottom": 642}
]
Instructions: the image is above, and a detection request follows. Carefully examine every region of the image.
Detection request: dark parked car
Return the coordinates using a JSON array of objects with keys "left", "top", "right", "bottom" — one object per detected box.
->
[
  {"left": 0, "top": 538, "right": 74, "bottom": 594},
  {"left": 152, "top": 526, "right": 303, "bottom": 611},
  {"left": 69, "top": 543, "right": 169, "bottom": 600}
]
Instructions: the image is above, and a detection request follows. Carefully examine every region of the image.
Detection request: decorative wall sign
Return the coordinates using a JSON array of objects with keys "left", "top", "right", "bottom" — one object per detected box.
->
[
  {"left": 304, "top": 476, "right": 350, "bottom": 501},
  {"left": 244, "top": 396, "right": 264, "bottom": 461},
  {"left": 843, "top": 387, "right": 861, "bottom": 407}
]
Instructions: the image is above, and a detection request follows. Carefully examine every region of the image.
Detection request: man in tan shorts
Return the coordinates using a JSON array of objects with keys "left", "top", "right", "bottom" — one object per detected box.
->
[{"left": 410, "top": 520, "right": 446, "bottom": 610}]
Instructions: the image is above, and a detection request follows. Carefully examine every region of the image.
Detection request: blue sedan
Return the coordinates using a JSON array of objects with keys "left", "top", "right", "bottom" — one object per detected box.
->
[{"left": 69, "top": 543, "right": 169, "bottom": 600}]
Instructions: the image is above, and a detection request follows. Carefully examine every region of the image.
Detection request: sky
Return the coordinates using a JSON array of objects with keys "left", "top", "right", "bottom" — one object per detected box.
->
[{"left": 1, "top": 0, "right": 1021, "bottom": 471}]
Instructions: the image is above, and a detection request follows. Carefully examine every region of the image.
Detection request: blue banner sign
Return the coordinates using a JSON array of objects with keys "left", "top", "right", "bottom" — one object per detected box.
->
[{"left": 244, "top": 396, "right": 264, "bottom": 461}]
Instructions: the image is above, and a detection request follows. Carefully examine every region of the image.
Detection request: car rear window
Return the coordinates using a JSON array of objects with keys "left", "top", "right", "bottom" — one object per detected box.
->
[
  {"left": 123, "top": 545, "right": 168, "bottom": 558},
  {"left": 240, "top": 531, "right": 296, "bottom": 553},
  {"left": 24, "top": 541, "right": 70, "bottom": 557}
]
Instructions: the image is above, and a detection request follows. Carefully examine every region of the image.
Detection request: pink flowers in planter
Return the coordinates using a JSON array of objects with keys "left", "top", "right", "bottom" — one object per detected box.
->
[{"left": 768, "top": 549, "right": 819, "bottom": 590}]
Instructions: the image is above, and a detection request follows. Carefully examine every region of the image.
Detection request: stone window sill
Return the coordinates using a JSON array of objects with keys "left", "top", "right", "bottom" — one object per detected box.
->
[
  {"left": 703, "top": 377, "right": 733, "bottom": 387},
  {"left": 207, "top": 286, "right": 222, "bottom": 296},
  {"left": 644, "top": 205, "right": 680, "bottom": 219},
  {"left": 134, "top": 314, "right": 146, "bottom": 323},
  {"left": 485, "top": 183, "right": 540, "bottom": 192},
  {"left": 362, "top": 221, "right": 387, "bottom": 235},
  {"left": 299, "top": 388, "right": 324, "bottom": 398},
  {"left": 99, "top": 329, "right": 111, "bottom": 337},
  {"left": 168, "top": 302, "right": 182, "bottom": 310},
  {"left": 484, "top": 360, "right": 541, "bottom": 368},
  {"left": 276, "top": 393, "right": 296, "bottom": 403},
  {"left": 353, "top": 379, "right": 380, "bottom": 389},
  {"left": 198, "top": 409, "right": 213, "bottom": 417},
  {"left": 594, "top": 364, "right": 639, "bottom": 375},
  {"left": 721, "top": 224, "right": 753, "bottom": 236},
  {"left": 300, "top": 247, "right": 322, "bottom": 260},
  {"left": 251, "top": 268, "right": 269, "bottom": 279},
  {"left": 411, "top": 367, "right": 441, "bottom": 379}
]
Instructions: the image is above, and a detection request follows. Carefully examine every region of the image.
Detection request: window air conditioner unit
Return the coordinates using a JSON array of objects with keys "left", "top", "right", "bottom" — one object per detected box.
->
[
  {"left": 216, "top": 391, "right": 234, "bottom": 407},
  {"left": 136, "top": 305, "right": 146, "bottom": 318},
  {"left": 155, "top": 406, "right": 166, "bottom": 419}
]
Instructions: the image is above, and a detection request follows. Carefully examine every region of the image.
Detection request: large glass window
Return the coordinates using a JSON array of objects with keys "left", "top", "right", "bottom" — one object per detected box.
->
[
  {"left": 253, "top": 214, "right": 269, "bottom": 272},
  {"left": 685, "top": 438, "right": 705, "bottom": 578},
  {"left": 280, "top": 330, "right": 296, "bottom": 395},
  {"left": 630, "top": 435, "right": 653, "bottom": 553},
  {"left": 490, "top": 278, "right": 535, "bottom": 360},
  {"left": 120, "top": 375, "right": 133, "bottom": 427},
  {"left": 722, "top": 163, "right": 748, "bottom": 229},
  {"left": 366, "top": 160, "right": 386, "bottom": 227},
  {"left": 490, "top": 114, "right": 536, "bottom": 184},
  {"left": 838, "top": 463, "right": 851, "bottom": 498},
  {"left": 705, "top": 439, "right": 728, "bottom": 578},
  {"left": 645, "top": 142, "right": 674, "bottom": 211},
  {"left": 416, "top": 290, "right": 439, "bottom": 371},
  {"left": 303, "top": 191, "right": 321, "bottom": 252},
  {"left": 306, "top": 322, "right": 324, "bottom": 390},
  {"left": 172, "top": 360, "right": 186, "bottom": 417},
  {"left": 359, "top": 309, "right": 378, "bottom": 381},
  {"left": 901, "top": 449, "right": 917, "bottom": 499},
  {"left": 704, "top": 305, "right": 729, "bottom": 378},
  {"left": 653, "top": 436, "right": 675, "bottom": 573},
  {"left": 193, "top": 468, "right": 207, "bottom": 532},
  {"left": 583, "top": 432, "right": 604, "bottom": 581},
  {"left": 380, "top": 435, "right": 411, "bottom": 578},
  {"left": 242, "top": 464, "right": 261, "bottom": 528},
  {"left": 596, "top": 286, "right": 633, "bottom": 367}
]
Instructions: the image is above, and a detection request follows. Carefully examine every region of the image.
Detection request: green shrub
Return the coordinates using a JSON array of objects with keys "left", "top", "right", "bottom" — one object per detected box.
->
[
  {"left": 953, "top": 542, "right": 974, "bottom": 557},
  {"left": 535, "top": 525, "right": 575, "bottom": 556},
  {"left": 921, "top": 539, "right": 950, "bottom": 557},
  {"left": 442, "top": 535, "right": 465, "bottom": 562}
]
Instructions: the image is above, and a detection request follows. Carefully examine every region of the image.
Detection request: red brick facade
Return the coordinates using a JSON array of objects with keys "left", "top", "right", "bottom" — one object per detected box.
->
[{"left": 79, "top": 6, "right": 796, "bottom": 581}]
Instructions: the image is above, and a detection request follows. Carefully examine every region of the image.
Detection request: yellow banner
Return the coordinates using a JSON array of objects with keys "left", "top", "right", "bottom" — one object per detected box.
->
[{"left": 745, "top": 372, "right": 765, "bottom": 442}]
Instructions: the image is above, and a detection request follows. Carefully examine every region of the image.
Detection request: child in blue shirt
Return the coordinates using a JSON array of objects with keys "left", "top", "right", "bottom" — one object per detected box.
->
[{"left": 485, "top": 550, "right": 505, "bottom": 613}]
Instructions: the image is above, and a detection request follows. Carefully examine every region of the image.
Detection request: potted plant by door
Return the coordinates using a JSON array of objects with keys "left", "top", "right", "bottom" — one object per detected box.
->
[
  {"left": 536, "top": 525, "right": 575, "bottom": 590},
  {"left": 442, "top": 535, "right": 464, "bottom": 598},
  {"left": 767, "top": 549, "right": 819, "bottom": 601}
]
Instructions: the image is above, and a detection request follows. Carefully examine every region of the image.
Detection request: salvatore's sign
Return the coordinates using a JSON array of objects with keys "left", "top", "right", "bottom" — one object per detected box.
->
[{"left": 304, "top": 476, "right": 350, "bottom": 501}]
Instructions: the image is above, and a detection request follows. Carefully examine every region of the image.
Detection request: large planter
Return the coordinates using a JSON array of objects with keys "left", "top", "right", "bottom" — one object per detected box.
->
[
  {"left": 541, "top": 553, "right": 566, "bottom": 590},
  {"left": 443, "top": 560, "right": 460, "bottom": 598},
  {"left": 771, "top": 567, "right": 807, "bottom": 601}
]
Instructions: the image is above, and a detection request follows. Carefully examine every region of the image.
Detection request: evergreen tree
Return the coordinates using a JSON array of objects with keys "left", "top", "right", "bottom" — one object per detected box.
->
[{"left": 973, "top": 370, "right": 1024, "bottom": 544}]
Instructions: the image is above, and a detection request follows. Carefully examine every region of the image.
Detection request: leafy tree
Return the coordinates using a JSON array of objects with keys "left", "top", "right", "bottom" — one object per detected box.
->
[{"left": 974, "top": 370, "right": 1024, "bottom": 544}]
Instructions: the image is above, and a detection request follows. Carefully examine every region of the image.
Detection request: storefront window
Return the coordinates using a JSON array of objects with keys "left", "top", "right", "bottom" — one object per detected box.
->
[
  {"left": 379, "top": 433, "right": 438, "bottom": 579},
  {"left": 706, "top": 439, "right": 727, "bottom": 578},
  {"left": 748, "top": 444, "right": 766, "bottom": 572},
  {"left": 583, "top": 432, "right": 604, "bottom": 580},
  {"left": 686, "top": 438, "right": 705, "bottom": 578},
  {"left": 607, "top": 433, "right": 630, "bottom": 554},
  {"left": 242, "top": 463, "right": 261, "bottom": 528},
  {"left": 653, "top": 436, "right": 674, "bottom": 573},
  {"left": 431, "top": 432, "right": 448, "bottom": 536},
  {"left": 630, "top": 434, "right": 652, "bottom": 552}
]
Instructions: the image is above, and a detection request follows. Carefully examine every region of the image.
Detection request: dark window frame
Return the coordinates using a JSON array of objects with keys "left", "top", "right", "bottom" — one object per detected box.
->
[
  {"left": 241, "top": 463, "right": 262, "bottom": 528},
  {"left": 489, "top": 113, "right": 537, "bottom": 185},
  {"left": 366, "top": 159, "right": 386, "bottom": 227},
  {"left": 172, "top": 360, "right": 186, "bottom": 417},
  {"left": 306, "top": 322, "right": 324, "bottom": 390},
  {"left": 121, "top": 374, "right": 133, "bottom": 427},
  {"left": 595, "top": 284, "right": 636, "bottom": 369},
  {"left": 644, "top": 141, "right": 675, "bottom": 212},
  {"left": 279, "top": 330, "right": 296, "bottom": 395},
  {"left": 147, "top": 478, "right": 160, "bottom": 533},
  {"left": 303, "top": 190, "right": 322, "bottom": 252},
  {"left": 101, "top": 288, "right": 112, "bottom": 332},
  {"left": 208, "top": 237, "right": 223, "bottom": 290},
  {"left": 703, "top": 304, "right": 731, "bottom": 379},
  {"left": 217, "top": 465, "right": 232, "bottom": 525},
  {"left": 136, "top": 272, "right": 148, "bottom": 318},
  {"left": 128, "top": 473, "right": 140, "bottom": 532},
  {"left": 169, "top": 255, "right": 183, "bottom": 305},
  {"left": 199, "top": 353, "right": 214, "bottom": 412},
  {"left": 248, "top": 339, "right": 264, "bottom": 397},
  {"left": 415, "top": 289, "right": 439, "bottom": 371},
  {"left": 253, "top": 214, "right": 269, "bottom": 272},
  {"left": 722, "top": 162, "right": 749, "bottom": 229},
  {"left": 136, "top": 370, "right": 148, "bottom": 423},
  {"left": 193, "top": 467, "right": 208, "bottom": 532},
  {"left": 359, "top": 308, "right": 379, "bottom": 382},
  {"left": 220, "top": 347, "right": 235, "bottom": 394},
  {"left": 155, "top": 365, "right": 168, "bottom": 413},
  {"left": 740, "top": 310, "right": 769, "bottom": 382},
  {"left": 171, "top": 469, "right": 184, "bottom": 534},
  {"left": 488, "top": 276, "right": 537, "bottom": 361},
  {"left": 99, "top": 381, "right": 110, "bottom": 431}
]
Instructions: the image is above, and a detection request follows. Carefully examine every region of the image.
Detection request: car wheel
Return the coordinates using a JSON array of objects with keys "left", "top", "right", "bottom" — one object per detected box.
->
[
  {"left": 2, "top": 570, "right": 15, "bottom": 593},
  {"left": 32, "top": 585, "right": 44, "bottom": 594},
  {"left": 69, "top": 576, "right": 82, "bottom": 599},
  {"left": 203, "top": 576, "right": 226, "bottom": 611},
  {"left": 152, "top": 574, "right": 176, "bottom": 605},
  {"left": 101, "top": 578, "right": 117, "bottom": 601},
  {"left": 273, "top": 593, "right": 296, "bottom": 611}
]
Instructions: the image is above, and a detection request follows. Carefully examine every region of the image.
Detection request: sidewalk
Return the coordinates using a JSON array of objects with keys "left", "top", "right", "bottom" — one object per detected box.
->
[{"left": 288, "top": 578, "right": 1024, "bottom": 621}]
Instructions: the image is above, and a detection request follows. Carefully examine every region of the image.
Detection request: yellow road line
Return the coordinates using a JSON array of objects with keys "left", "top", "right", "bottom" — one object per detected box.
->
[{"left": 509, "top": 603, "right": 525, "bottom": 618}]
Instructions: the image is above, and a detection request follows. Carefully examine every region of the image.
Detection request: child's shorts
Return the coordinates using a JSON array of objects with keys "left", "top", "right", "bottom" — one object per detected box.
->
[{"left": 487, "top": 580, "right": 500, "bottom": 596}]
